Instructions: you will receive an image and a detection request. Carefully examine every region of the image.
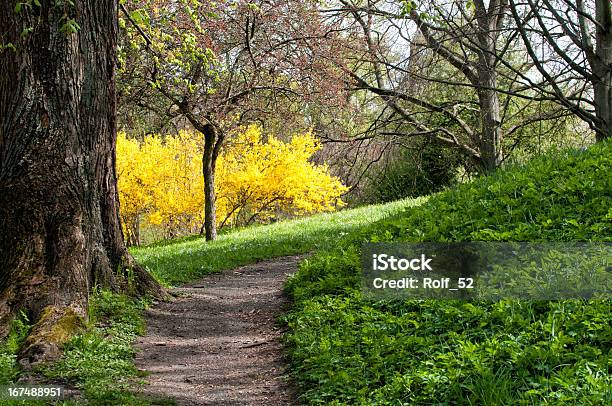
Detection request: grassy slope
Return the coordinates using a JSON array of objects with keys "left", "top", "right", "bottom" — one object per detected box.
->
[
  {"left": 131, "top": 197, "right": 426, "bottom": 286},
  {"left": 283, "top": 142, "right": 611, "bottom": 405}
]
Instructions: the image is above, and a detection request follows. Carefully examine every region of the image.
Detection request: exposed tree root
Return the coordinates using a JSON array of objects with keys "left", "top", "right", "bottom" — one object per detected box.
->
[{"left": 18, "top": 306, "right": 86, "bottom": 369}]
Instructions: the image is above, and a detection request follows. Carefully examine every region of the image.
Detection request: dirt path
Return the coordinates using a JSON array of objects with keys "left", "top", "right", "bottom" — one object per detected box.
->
[{"left": 134, "top": 255, "right": 302, "bottom": 405}]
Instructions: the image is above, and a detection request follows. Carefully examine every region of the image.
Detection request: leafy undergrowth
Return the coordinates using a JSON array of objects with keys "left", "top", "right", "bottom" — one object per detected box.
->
[
  {"left": 0, "top": 292, "right": 159, "bottom": 406},
  {"left": 39, "top": 291, "right": 170, "bottom": 406},
  {"left": 132, "top": 197, "right": 426, "bottom": 286},
  {"left": 0, "top": 314, "right": 56, "bottom": 406},
  {"left": 0, "top": 311, "right": 30, "bottom": 385},
  {"left": 283, "top": 141, "right": 612, "bottom": 405}
]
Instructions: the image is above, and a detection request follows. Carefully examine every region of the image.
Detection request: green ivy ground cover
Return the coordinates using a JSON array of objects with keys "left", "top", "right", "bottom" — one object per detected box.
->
[{"left": 283, "top": 141, "right": 611, "bottom": 405}]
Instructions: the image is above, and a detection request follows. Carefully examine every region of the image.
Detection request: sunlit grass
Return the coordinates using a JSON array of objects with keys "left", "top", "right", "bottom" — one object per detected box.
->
[{"left": 131, "top": 197, "right": 427, "bottom": 286}]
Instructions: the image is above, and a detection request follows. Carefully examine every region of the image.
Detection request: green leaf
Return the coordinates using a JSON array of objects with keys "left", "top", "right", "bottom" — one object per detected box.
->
[
  {"left": 20, "top": 27, "right": 33, "bottom": 38},
  {"left": 60, "top": 18, "right": 81, "bottom": 35},
  {"left": 129, "top": 9, "right": 149, "bottom": 26},
  {"left": 1, "top": 42, "right": 17, "bottom": 52}
]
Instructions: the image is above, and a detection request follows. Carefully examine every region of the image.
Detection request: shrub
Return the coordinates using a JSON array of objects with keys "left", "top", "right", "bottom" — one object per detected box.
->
[
  {"left": 363, "top": 140, "right": 462, "bottom": 204},
  {"left": 117, "top": 126, "right": 347, "bottom": 244}
]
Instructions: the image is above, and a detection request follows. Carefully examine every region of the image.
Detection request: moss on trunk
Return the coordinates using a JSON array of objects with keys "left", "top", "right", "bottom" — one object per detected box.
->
[{"left": 19, "top": 306, "right": 85, "bottom": 367}]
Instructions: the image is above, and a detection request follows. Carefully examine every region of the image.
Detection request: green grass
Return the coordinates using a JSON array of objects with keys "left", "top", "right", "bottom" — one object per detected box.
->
[
  {"left": 40, "top": 291, "right": 171, "bottom": 406},
  {"left": 0, "top": 311, "right": 31, "bottom": 386},
  {"left": 0, "top": 292, "right": 157, "bottom": 406},
  {"left": 132, "top": 197, "right": 427, "bottom": 286},
  {"left": 283, "top": 141, "right": 612, "bottom": 405}
]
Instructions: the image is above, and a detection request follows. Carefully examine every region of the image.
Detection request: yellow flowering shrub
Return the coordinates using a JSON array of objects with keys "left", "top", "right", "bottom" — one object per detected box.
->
[
  {"left": 117, "top": 126, "right": 347, "bottom": 244},
  {"left": 117, "top": 131, "right": 204, "bottom": 244}
]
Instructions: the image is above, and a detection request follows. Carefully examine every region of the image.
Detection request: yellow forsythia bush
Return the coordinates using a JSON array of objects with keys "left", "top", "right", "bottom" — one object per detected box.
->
[{"left": 117, "top": 125, "right": 347, "bottom": 244}]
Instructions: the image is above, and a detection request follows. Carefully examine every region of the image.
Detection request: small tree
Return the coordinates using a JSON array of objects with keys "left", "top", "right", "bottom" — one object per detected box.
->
[{"left": 119, "top": 0, "right": 347, "bottom": 239}]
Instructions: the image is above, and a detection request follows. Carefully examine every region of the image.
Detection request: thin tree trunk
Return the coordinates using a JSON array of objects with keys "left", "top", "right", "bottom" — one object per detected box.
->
[
  {"left": 474, "top": 0, "right": 504, "bottom": 173},
  {"left": 0, "top": 0, "right": 164, "bottom": 366},
  {"left": 128, "top": 216, "right": 141, "bottom": 247},
  {"left": 477, "top": 72, "right": 504, "bottom": 172},
  {"left": 202, "top": 124, "right": 218, "bottom": 241},
  {"left": 593, "top": 0, "right": 612, "bottom": 141},
  {"left": 593, "top": 71, "right": 612, "bottom": 141}
]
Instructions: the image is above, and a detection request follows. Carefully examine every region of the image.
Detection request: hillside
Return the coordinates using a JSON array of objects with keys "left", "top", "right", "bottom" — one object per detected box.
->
[{"left": 284, "top": 142, "right": 611, "bottom": 405}]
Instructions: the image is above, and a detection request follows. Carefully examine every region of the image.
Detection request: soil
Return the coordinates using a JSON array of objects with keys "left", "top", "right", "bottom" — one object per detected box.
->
[{"left": 134, "top": 255, "right": 303, "bottom": 405}]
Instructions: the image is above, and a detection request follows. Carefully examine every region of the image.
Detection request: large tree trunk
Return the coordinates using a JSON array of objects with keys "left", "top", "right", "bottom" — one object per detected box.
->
[
  {"left": 202, "top": 124, "right": 218, "bottom": 241},
  {"left": 0, "top": 0, "right": 164, "bottom": 366}
]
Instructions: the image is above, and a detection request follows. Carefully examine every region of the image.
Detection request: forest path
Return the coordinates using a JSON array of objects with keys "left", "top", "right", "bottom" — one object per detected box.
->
[{"left": 134, "top": 255, "right": 302, "bottom": 405}]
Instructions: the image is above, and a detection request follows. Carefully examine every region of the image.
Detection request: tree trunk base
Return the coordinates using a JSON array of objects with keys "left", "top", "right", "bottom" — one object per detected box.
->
[
  {"left": 2, "top": 253, "right": 168, "bottom": 369},
  {"left": 119, "top": 254, "right": 168, "bottom": 300}
]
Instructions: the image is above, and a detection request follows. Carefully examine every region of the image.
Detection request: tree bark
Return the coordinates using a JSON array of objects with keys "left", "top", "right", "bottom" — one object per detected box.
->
[
  {"left": 593, "top": 0, "right": 612, "bottom": 141},
  {"left": 202, "top": 124, "right": 218, "bottom": 241},
  {"left": 407, "top": 0, "right": 506, "bottom": 173},
  {"left": 181, "top": 116, "right": 221, "bottom": 242},
  {"left": 476, "top": 69, "right": 503, "bottom": 172},
  {"left": 0, "top": 0, "right": 164, "bottom": 365},
  {"left": 474, "top": 0, "right": 504, "bottom": 172}
]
